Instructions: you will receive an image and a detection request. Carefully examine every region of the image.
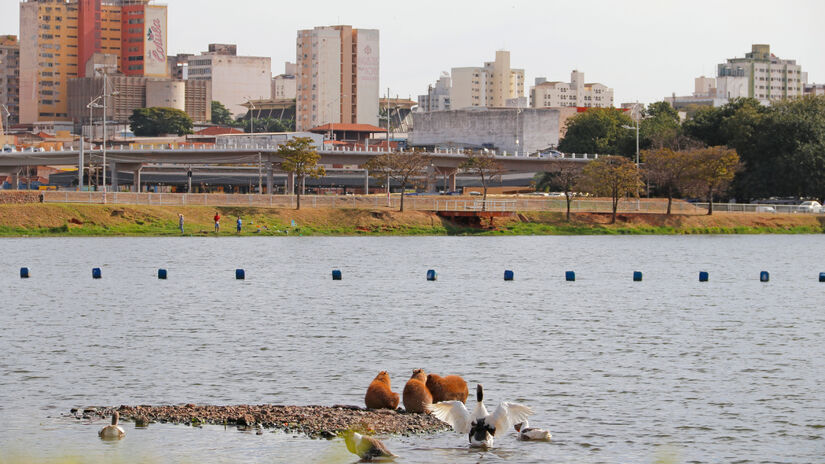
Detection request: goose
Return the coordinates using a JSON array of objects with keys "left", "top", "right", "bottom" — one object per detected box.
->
[
  {"left": 428, "top": 384, "right": 532, "bottom": 448},
  {"left": 514, "top": 420, "right": 552, "bottom": 441},
  {"left": 343, "top": 430, "right": 397, "bottom": 461},
  {"left": 98, "top": 411, "right": 126, "bottom": 440}
]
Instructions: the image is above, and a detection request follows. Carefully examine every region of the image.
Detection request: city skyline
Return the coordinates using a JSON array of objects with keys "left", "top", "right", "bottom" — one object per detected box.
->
[{"left": 2, "top": 0, "right": 823, "bottom": 106}]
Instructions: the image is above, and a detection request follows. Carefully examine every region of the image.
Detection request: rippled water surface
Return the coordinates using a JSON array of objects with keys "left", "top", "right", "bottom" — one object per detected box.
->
[{"left": 1, "top": 236, "right": 824, "bottom": 463}]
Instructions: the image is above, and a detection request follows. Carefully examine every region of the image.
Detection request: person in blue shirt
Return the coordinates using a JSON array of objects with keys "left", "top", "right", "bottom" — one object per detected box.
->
[
  {"left": 178, "top": 213, "right": 184, "bottom": 234},
  {"left": 236, "top": 216, "right": 242, "bottom": 234}
]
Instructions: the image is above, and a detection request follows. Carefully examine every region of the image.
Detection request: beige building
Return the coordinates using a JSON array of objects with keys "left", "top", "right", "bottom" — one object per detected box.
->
[
  {"left": 450, "top": 50, "right": 524, "bottom": 110},
  {"left": 295, "top": 25, "right": 379, "bottom": 131},
  {"left": 530, "top": 70, "right": 614, "bottom": 108},
  {"left": 718, "top": 44, "right": 805, "bottom": 102},
  {"left": 272, "top": 62, "right": 296, "bottom": 100},
  {"left": 0, "top": 35, "right": 20, "bottom": 126},
  {"left": 68, "top": 75, "right": 210, "bottom": 124},
  {"left": 187, "top": 44, "right": 271, "bottom": 117}
]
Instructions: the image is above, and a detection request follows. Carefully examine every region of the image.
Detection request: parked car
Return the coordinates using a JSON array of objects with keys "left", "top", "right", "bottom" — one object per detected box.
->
[
  {"left": 797, "top": 201, "right": 822, "bottom": 213},
  {"left": 755, "top": 206, "right": 776, "bottom": 213},
  {"left": 2, "top": 144, "right": 13, "bottom": 153}
]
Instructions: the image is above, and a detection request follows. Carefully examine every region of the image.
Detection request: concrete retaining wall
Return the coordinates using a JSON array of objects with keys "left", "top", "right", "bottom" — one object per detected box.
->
[{"left": 410, "top": 108, "right": 561, "bottom": 155}]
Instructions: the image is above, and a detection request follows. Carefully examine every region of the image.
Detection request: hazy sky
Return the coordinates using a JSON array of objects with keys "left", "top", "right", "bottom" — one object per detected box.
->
[{"left": 3, "top": 0, "right": 823, "bottom": 105}]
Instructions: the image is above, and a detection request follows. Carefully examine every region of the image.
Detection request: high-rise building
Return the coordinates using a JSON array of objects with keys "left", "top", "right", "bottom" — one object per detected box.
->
[
  {"left": 18, "top": 0, "right": 168, "bottom": 124},
  {"left": 530, "top": 70, "right": 614, "bottom": 109},
  {"left": 272, "top": 62, "right": 296, "bottom": 100},
  {"left": 449, "top": 50, "right": 524, "bottom": 110},
  {"left": 718, "top": 44, "right": 804, "bottom": 102},
  {"left": 295, "top": 25, "right": 379, "bottom": 131},
  {"left": 186, "top": 43, "right": 271, "bottom": 117},
  {"left": 0, "top": 35, "right": 20, "bottom": 127},
  {"left": 417, "top": 72, "right": 451, "bottom": 112}
]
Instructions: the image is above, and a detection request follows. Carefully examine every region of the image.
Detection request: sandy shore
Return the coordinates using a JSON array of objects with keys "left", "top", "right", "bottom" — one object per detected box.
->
[{"left": 71, "top": 404, "right": 448, "bottom": 438}]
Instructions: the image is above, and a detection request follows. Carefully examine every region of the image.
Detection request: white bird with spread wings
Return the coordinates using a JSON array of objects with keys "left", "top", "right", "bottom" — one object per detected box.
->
[{"left": 428, "top": 384, "right": 533, "bottom": 447}]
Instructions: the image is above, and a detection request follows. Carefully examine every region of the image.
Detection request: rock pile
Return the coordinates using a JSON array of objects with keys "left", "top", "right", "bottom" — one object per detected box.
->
[{"left": 71, "top": 404, "right": 448, "bottom": 438}]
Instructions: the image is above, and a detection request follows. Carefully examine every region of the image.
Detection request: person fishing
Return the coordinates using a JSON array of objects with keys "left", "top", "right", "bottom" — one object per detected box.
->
[
  {"left": 213, "top": 212, "right": 221, "bottom": 233},
  {"left": 236, "top": 216, "right": 242, "bottom": 234},
  {"left": 178, "top": 213, "right": 184, "bottom": 234}
]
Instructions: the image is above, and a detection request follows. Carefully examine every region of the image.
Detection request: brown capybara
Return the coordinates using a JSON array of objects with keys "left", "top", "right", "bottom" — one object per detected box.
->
[
  {"left": 402, "top": 369, "right": 433, "bottom": 414},
  {"left": 364, "top": 371, "right": 400, "bottom": 410},
  {"left": 426, "top": 373, "right": 469, "bottom": 404}
]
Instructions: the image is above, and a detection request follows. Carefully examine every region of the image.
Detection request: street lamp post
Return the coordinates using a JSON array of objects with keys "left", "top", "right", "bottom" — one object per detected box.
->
[{"left": 86, "top": 96, "right": 104, "bottom": 191}]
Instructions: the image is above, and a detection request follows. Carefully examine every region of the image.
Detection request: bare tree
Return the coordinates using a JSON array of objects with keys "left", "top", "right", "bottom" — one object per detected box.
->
[
  {"left": 277, "top": 136, "right": 326, "bottom": 210},
  {"left": 580, "top": 156, "right": 642, "bottom": 224},
  {"left": 540, "top": 162, "right": 583, "bottom": 221},
  {"left": 365, "top": 150, "right": 432, "bottom": 212},
  {"left": 459, "top": 151, "right": 504, "bottom": 211}
]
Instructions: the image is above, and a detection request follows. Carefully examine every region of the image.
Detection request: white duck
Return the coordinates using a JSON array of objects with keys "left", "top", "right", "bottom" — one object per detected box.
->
[
  {"left": 98, "top": 411, "right": 126, "bottom": 440},
  {"left": 428, "top": 384, "right": 532, "bottom": 448},
  {"left": 514, "top": 420, "right": 552, "bottom": 441},
  {"left": 343, "top": 430, "right": 397, "bottom": 461}
]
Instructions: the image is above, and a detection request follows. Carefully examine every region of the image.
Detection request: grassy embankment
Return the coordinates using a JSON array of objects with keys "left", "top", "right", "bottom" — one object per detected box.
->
[{"left": 0, "top": 203, "right": 823, "bottom": 236}]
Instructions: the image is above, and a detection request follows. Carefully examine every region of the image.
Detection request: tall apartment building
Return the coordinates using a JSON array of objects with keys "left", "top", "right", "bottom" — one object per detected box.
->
[
  {"left": 272, "top": 61, "right": 296, "bottom": 100},
  {"left": 186, "top": 43, "right": 271, "bottom": 117},
  {"left": 530, "top": 70, "right": 614, "bottom": 108},
  {"left": 449, "top": 50, "right": 524, "bottom": 110},
  {"left": 417, "top": 72, "right": 451, "bottom": 112},
  {"left": 18, "top": 0, "right": 168, "bottom": 124},
  {"left": 718, "top": 44, "right": 804, "bottom": 102},
  {"left": 295, "top": 25, "right": 379, "bottom": 131},
  {"left": 0, "top": 35, "right": 20, "bottom": 126}
]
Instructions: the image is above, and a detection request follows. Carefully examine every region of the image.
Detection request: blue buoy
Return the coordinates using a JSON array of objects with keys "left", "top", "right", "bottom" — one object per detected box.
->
[
  {"left": 235, "top": 269, "right": 245, "bottom": 280},
  {"left": 760, "top": 271, "right": 769, "bottom": 282},
  {"left": 504, "top": 270, "right": 514, "bottom": 281},
  {"left": 565, "top": 271, "right": 575, "bottom": 282},
  {"left": 20, "top": 267, "right": 30, "bottom": 278},
  {"left": 699, "top": 271, "right": 709, "bottom": 282},
  {"left": 92, "top": 268, "right": 102, "bottom": 279},
  {"left": 158, "top": 269, "right": 167, "bottom": 280},
  {"left": 332, "top": 269, "right": 342, "bottom": 280},
  {"left": 633, "top": 271, "right": 642, "bottom": 282},
  {"left": 427, "top": 269, "right": 437, "bottom": 281},
  {"left": 820, "top": 272, "right": 825, "bottom": 283}
]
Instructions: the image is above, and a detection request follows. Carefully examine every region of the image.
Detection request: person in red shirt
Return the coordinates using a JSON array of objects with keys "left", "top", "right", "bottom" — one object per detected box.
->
[{"left": 213, "top": 212, "right": 221, "bottom": 233}]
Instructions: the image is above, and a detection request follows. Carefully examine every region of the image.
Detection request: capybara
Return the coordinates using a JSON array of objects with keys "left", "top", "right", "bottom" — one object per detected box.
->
[
  {"left": 403, "top": 369, "right": 433, "bottom": 414},
  {"left": 426, "top": 373, "right": 469, "bottom": 403},
  {"left": 364, "top": 371, "right": 400, "bottom": 410}
]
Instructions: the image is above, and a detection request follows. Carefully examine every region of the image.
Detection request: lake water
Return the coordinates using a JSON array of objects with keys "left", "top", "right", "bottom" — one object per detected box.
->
[{"left": 0, "top": 236, "right": 823, "bottom": 463}]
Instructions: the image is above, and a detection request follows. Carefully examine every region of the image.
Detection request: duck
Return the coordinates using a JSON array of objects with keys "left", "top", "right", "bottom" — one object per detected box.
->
[
  {"left": 343, "top": 430, "right": 397, "bottom": 461},
  {"left": 98, "top": 411, "right": 126, "bottom": 440},
  {"left": 428, "top": 384, "right": 532, "bottom": 448},
  {"left": 514, "top": 420, "right": 552, "bottom": 441}
]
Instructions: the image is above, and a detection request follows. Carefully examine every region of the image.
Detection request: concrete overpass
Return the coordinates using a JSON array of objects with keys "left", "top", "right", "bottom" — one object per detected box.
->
[{"left": 0, "top": 145, "right": 598, "bottom": 193}]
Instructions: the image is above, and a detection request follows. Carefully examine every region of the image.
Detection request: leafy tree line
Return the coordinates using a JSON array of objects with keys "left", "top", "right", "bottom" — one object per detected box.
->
[
  {"left": 211, "top": 101, "right": 295, "bottom": 133},
  {"left": 558, "top": 96, "right": 825, "bottom": 201}
]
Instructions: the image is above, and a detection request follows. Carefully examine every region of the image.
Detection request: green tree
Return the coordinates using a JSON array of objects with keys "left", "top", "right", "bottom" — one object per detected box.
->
[
  {"left": 460, "top": 151, "right": 504, "bottom": 210},
  {"left": 641, "top": 148, "right": 696, "bottom": 215},
  {"left": 277, "top": 137, "right": 326, "bottom": 210},
  {"left": 365, "top": 150, "right": 432, "bottom": 212},
  {"left": 129, "top": 107, "right": 193, "bottom": 136},
  {"left": 580, "top": 155, "right": 642, "bottom": 224},
  {"left": 211, "top": 101, "right": 233, "bottom": 126},
  {"left": 558, "top": 108, "right": 636, "bottom": 157},
  {"left": 640, "top": 101, "right": 682, "bottom": 150},
  {"left": 685, "top": 146, "right": 740, "bottom": 215},
  {"left": 245, "top": 117, "right": 295, "bottom": 133}
]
